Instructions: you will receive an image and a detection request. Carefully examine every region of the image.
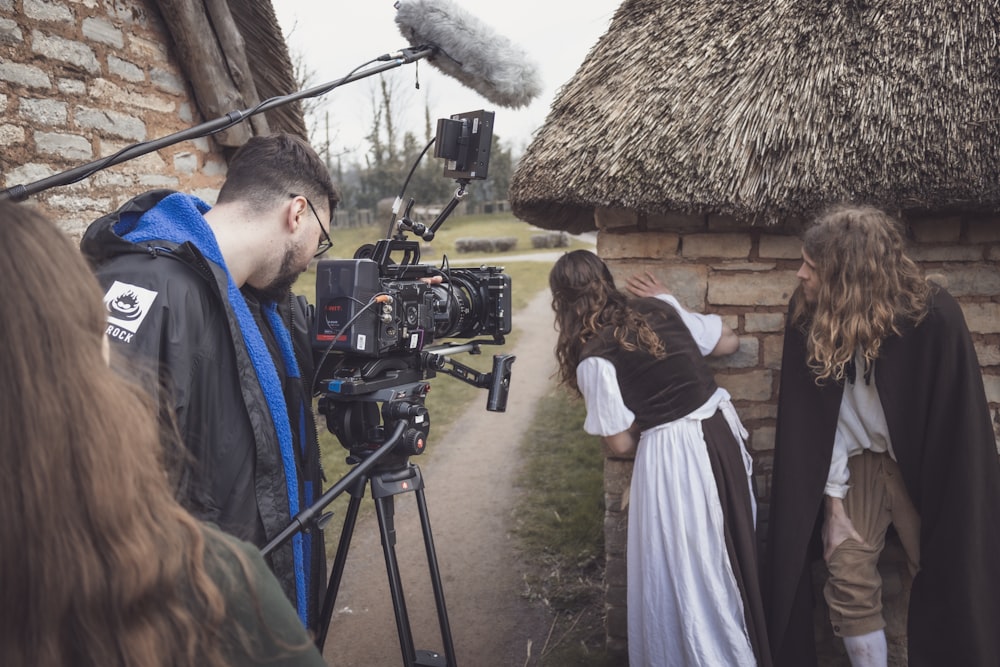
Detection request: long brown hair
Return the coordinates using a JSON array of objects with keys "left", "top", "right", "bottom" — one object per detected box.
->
[
  {"left": 792, "top": 205, "right": 930, "bottom": 383},
  {"left": 549, "top": 250, "right": 665, "bottom": 393},
  {"left": 0, "top": 201, "right": 248, "bottom": 666}
]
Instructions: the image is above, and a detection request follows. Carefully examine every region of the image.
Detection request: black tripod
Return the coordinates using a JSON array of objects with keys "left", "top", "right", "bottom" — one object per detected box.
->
[
  {"left": 263, "top": 418, "right": 457, "bottom": 667},
  {"left": 265, "top": 350, "right": 513, "bottom": 665},
  {"left": 321, "top": 458, "right": 455, "bottom": 667}
]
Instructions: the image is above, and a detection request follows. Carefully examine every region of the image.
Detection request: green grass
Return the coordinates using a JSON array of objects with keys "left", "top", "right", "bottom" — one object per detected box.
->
[
  {"left": 330, "top": 213, "right": 590, "bottom": 262},
  {"left": 513, "top": 389, "right": 604, "bottom": 569},
  {"left": 511, "top": 389, "right": 618, "bottom": 666}
]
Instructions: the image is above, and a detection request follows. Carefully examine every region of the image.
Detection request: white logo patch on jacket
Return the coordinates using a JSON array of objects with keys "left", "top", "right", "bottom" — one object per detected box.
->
[{"left": 103, "top": 280, "right": 158, "bottom": 343}]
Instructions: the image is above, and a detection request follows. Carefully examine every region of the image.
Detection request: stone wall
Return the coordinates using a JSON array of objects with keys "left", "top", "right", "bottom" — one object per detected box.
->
[
  {"left": 1, "top": 0, "right": 228, "bottom": 240},
  {"left": 594, "top": 206, "right": 1000, "bottom": 661}
]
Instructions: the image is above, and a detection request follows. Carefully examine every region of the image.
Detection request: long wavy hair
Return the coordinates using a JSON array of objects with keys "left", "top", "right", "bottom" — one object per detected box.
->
[
  {"left": 549, "top": 250, "right": 665, "bottom": 394},
  {"left": 792, "top": 205, "right": 930, "bottom": 383},
  {"left": 0, "top": 201, "right": 258, "bottom": 667}
]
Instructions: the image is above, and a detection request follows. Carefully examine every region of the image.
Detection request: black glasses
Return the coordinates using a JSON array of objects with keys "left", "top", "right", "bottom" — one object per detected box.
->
[{"left": 290, "top": 193, "right": 332, "bottom": 258}]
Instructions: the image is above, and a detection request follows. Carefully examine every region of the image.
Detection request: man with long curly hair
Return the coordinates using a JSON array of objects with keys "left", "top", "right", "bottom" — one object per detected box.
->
[{"left": 765, "top": 205, "right": 1000, "bottom": 667}]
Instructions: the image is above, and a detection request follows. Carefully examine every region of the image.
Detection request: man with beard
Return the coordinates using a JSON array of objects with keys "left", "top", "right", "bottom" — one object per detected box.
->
[{"left": 81, "top": 133, "right": 338, "bottom": 635}]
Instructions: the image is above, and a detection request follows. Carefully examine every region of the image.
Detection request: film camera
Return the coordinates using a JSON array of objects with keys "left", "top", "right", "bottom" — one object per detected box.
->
[
  {"left": 312, "top": 254, "right": 511, "bottom": 359},
  {"left": 310, "top": 110, "right": 515, "bottom": 458}
]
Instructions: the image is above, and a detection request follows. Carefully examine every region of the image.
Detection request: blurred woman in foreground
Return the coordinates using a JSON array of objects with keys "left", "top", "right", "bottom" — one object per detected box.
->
[{"left": 0, "top": 200, "right": 326, "bottom": 667}]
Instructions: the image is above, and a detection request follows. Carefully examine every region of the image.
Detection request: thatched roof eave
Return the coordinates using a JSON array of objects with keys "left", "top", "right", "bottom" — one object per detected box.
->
[
  {"left": 511, "top": 0, "right": 1000, "bottom": 231},
  {"left": 152, "top": 0, "right": 307, "bottom": 148}
]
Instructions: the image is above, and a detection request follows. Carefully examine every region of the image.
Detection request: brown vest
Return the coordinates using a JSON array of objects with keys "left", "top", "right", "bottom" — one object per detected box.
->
[{"left": 580, "top": 297, "right": 717, "bottom": 432}]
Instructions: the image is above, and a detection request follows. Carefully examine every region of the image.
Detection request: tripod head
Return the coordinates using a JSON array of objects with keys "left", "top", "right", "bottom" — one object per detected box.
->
[{"left": 316, "top": 344, "right": 515, "bottom": 462}]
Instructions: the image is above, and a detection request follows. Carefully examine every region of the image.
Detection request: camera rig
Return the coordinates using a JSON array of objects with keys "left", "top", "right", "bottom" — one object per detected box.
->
[
  {"left": 311, "top": 241, "right": 514, "bottom": 459},
  {"left": 310, "top": 109, "right": 515, "bottom": 461},
  {"left": 273, "top": 109, "right": 518, "bottom": 663}
]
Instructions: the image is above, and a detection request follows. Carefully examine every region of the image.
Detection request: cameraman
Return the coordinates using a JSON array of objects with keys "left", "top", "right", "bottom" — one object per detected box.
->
[{"left": 81, "top": 133, "right": 338, "bottom": 634}]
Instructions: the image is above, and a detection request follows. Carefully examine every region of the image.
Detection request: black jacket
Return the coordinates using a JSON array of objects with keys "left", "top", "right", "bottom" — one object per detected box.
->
[
  {"left": 765, "top": 286, "right": 1000, "bottom": 667},
  {"left": 81, "top": 190, "right": 326, "bottom": 631}
]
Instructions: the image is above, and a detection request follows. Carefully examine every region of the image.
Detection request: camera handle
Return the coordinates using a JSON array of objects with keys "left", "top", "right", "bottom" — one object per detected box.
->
[{"left": 422, "top": 343, "right": 516, "bottom": 412}]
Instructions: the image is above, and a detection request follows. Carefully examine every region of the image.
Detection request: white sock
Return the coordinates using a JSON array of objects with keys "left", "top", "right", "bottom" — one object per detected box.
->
[{"left": 843, "top": 629, "right": 888, "bottom": 667}]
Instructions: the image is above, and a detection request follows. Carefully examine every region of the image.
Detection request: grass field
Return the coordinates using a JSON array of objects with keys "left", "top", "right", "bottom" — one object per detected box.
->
[
  {"left": 327, "top": 213, "right": 588, "bottom": 267},
  {"left": 512, "top": 390, "right": 618, "bottom": 665}
]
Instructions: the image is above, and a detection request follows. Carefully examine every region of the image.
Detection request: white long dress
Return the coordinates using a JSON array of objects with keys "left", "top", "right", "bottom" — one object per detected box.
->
[{"left": 576, "top": 295, "right": 757, "bottom": 667}]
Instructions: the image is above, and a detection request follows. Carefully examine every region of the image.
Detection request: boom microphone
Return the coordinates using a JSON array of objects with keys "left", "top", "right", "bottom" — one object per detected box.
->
[{"left": 394, "top": 0, "right": 543, "bottom": 109}]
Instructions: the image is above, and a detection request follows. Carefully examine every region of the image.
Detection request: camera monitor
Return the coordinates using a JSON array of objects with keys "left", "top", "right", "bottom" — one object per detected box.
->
[{"left": 433, "top": 109, "right": 494, "bottom": 180}]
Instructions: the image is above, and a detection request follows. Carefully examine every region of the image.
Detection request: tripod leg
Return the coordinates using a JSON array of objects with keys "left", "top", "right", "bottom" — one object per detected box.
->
[
  {"left": 414, "top": 486, "right": 457, "bottom": 667},
  {"left": 315, "top": 475, "right": 367, "bottom": 653},
  {"left": 375, "top": 493, "right": 420, "bottom": 666},
  {"left": 367, "top": 463, "right": 453, "bottom": 666}
]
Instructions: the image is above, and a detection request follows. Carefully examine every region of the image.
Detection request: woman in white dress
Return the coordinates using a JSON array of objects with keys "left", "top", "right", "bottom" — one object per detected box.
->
[{"left": 549, "top": 250, "right": 771, "bottom": 667}]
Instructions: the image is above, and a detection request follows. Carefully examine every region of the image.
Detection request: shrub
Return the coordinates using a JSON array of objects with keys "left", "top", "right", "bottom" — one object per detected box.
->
[
  {"left": 530, "top": 231, "right": 570, "bottom": 249},
  {"left": 455, "top": 237, "right": 518, "bottom": 253}
]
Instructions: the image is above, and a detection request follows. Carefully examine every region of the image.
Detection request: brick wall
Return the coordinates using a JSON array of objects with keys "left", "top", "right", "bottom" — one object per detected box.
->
[
  {"left": 1, "top": 0, "right": 228, "bottom": 240},
  {"left": 594, "top": 205, "right": 1000, "bottom": 661}
]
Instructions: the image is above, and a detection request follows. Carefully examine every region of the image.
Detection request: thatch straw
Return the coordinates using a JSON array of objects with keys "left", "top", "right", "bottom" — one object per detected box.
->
[
  {"left": 225, "top": 0, "right": 309, "bottom": 138},
  {"left": 509, "top": 0, "right": 1000, "bottom": 232}
]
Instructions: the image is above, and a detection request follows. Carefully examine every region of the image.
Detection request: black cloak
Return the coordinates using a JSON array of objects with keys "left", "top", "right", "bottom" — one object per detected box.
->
[{"left": 765, "top": 286, "right": 1000, "bottom": 667}]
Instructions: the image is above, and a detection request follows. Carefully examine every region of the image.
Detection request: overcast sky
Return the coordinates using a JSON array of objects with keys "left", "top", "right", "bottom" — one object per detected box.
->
[{"left": 271, "top": 1, "right": 621, "bottom": 164}]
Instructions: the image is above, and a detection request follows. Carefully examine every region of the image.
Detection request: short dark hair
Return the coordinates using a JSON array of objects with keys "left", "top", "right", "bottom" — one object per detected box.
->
[{"left": 216, "top": 133, "right": 339, "bottom": 218}]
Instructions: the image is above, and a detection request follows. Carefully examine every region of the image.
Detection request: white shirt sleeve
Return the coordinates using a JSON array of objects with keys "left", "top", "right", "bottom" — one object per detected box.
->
[
  {"left": 576, "top": 356, "right": 635, "bottom": 437},
  {"left": 824, "top": 426, "right": 851, "bottom": 498},
  {"left": 655, "top": 293, "right": 722, "bottom": 356}
]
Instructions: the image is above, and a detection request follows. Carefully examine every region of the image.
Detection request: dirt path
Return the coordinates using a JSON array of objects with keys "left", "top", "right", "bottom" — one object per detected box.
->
[{"left": 321, "top": 287, "right": 561, "bottom": 667}]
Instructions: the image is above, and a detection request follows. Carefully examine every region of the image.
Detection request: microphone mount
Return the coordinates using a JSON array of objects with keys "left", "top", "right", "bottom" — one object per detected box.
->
[{"left": 0, "top": 46, "right": 438, "bottom": 203}]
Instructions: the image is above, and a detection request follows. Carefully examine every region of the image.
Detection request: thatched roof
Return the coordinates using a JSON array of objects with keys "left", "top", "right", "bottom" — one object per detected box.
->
[
  {"left": 153, "top": 0, "right": 307, "bottom": 149},
  {"left": 228, "top": 0, "right": 308, "bottom": 138},
  {"left": 510, "top": 0, "right": 1000, "bottom": 233}
]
